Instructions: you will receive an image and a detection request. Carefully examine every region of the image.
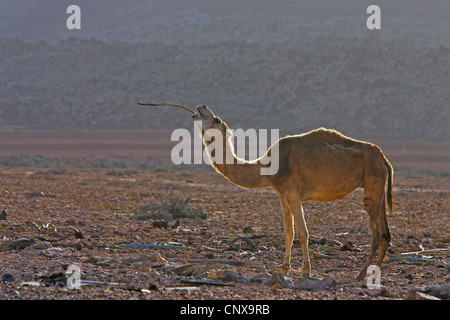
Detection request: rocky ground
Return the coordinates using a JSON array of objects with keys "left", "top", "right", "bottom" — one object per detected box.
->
[
  {"left": 1, "top": 1, "right": 448, "bottom": 303},
  {"left": 0, "top": 167, "right": 448, "bottom": 300}
]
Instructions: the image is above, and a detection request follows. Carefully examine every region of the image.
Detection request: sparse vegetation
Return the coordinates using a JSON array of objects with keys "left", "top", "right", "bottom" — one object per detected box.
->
[
  {"left": 0, "top": 167, "right": 448, "bottom": 300},
  {"left": 135, "top": 195, "right": 207, "bottom": 221}
]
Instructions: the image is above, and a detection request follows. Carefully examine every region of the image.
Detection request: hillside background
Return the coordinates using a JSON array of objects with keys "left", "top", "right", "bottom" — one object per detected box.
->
[{"left": 0, "top": 0, "right": 449, "bottom": 141}]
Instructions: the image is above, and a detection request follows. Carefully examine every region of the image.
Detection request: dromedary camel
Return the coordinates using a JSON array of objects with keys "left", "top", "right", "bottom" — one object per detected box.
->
[{"left": 139, "top": 103, "right": 394, "bottom": 280}]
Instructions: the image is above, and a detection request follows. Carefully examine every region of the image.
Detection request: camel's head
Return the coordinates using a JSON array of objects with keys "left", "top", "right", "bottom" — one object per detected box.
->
[{"left": 192, "top": 105, "right": 228, "bottom": 135}]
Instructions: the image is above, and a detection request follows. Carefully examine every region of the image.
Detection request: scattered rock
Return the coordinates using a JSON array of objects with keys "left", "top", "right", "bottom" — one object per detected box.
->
[
  {"left": 172, "top": 264, "right": 208, "bottom": 277},
  {"left": 368, "top": 285, "right": 390, "bottom": 298},
  {"left": 20, "top": 281, "right": 41, "bottom": 287},
  {"left": 265, "top": 272, "right": 290, "bottom": 288},
  {"left": 148, "top": 282, "right": 159, "bottom": 291},
  {"left": 413, "top": 292, "right": 441, "bottom": 300},
  {"left": 437, "top": 262, "right": 450, "bottom": 270},
  {"left": 203, "top": 269, "right": 248, "bottom": 283},
  {"left": 0, "top": 238, "right": 35, "bottom": 251},
  {"left": 203, "top": 253, "right": 215, "bottom": 259},
  {"left": 296, "top": 276, "right": 336, "bottom": 291},
  {"left": 346, "top": 287, "right": 364, "bottom": 296},
  {"left": 162, "top": 286, "right": 200, "bottom": 293},
  {"left": 74, "top": 231, "right": 84, "bottom": 239},
  {"left": 127, "top": 254, "right": 168, "bottom": 266},
  {"left": 39, "top": 247, "right": 64, "bottom": 259},
  {"left": 220, "top": 269, "right": 237, "bottom": 281},
  {"left": 222, "top": 270, "right": 245, "bottom": 282},
  {"left": 2, "top": 273, "right": 16, "bottom": 282},
  {"left": 239, "top": 251, "right": 254, "bottom": 257},
  {"left": 0, "top": 209, "right": 7, "bottom": 220},
  {"left": 86, "top": 253, "right": 168, "bottom": 267},
  {"left": 250, "top": 272, "right": 271, "bottom": 283},
  {"left": 0, "top": 158, "right": 447, "bottom": 300},
  {"left": 152, "top": 220, "right": 169, "bottom": 229},
  {"left": 340, "top": 241, "right": 361, "bottom": 252},
  {"left": 31, "top": 241, "right": 53, "bottom": 250},
  {"left": 74, "top": 241, "right": 83, "bottom": 250},
  {"left": 88, "top": 255, "right": 121, "bottom": 266},
  {"left": 409, "top": 284, "right": 450, "bottom": 300}
]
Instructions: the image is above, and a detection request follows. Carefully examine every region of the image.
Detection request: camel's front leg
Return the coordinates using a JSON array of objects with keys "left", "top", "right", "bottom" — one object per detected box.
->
[
  {"left": 286, "top": 195, "right": 311, "bottom": 276},
  {"left": 279, "top": 196, "right": 294, "bottom": 275}
]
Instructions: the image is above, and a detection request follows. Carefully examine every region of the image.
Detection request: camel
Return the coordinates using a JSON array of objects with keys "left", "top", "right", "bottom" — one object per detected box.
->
[{"left": 138, "top": 103, "right": 394, "bottom": 280}]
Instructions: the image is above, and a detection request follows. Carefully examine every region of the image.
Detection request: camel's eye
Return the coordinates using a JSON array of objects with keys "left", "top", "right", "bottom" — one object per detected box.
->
[{"left": 214, "top": 118, "right": 222, "bottom": 124}]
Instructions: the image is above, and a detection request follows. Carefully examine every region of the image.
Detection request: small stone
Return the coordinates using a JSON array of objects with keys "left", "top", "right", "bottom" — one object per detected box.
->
[
  {"left": 152, "top": 220, "right": 168, "bottom": 229},
  {"left": 74, "top": 242, "right": 83, "bottom": 250},
  {"left": 172, "top": 264, "right": 208, "bottom": 276},
  {"left": 74, "top": 231, "right": 84, "bottom": 239},
  {"left": 0, "top": 238, "right": 35, "bottom": 251},
  {"left": 31, "top": 241, "right": 52, "bottom": 250},
  {"left": 265, "top": 272, "right": 290, "bottom": 288},
  {"left": 369, "top": 285, "right": 389, "bottom": 297},
  {"left": 222, "top": 270, "right": 240, "bottom": 282},
  {"left": 437, "top": 262, "right": 450, "bottom": 270},
  {"left": 39, "top": 247, "right": 64, "bottom": 258},
  {"left": 347, "top": 287, "right": 364, "bottom": 295},
  {"left": 2, "top": 273, "right": 16, "bottom": 282},
  {"left": 148, "top": 282, "right": 159, "bottom": 291},
  {"left": 296, "top": 276, "right": 336, "bottom": 291},
  {"left": 203, "top": 253, "right": 214, "bottom": 259},
  {"left": 206, "top": 271, "right": 218, "bottom": 279},
  {"left": 410, "top": 284, "right": 450, "bottom": 300},
  {"left": 251, "top": 272, "right": 271, "bottom": 283},
  {"left": 414, "top": 292, "right": 441, "bottom": 300}
]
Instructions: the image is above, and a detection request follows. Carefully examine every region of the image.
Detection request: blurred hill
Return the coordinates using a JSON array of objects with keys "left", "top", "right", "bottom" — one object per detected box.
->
[{"left": 0, "top": 0, "right": 449, "bottom": 141}]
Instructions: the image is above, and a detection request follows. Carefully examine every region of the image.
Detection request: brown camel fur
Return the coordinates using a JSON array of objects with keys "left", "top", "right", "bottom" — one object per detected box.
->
[{"left": 192, "top": 105, "right": 393, "bottom": 280}]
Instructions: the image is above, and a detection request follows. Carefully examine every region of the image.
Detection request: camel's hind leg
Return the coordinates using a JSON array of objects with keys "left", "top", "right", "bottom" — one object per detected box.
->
[
  {"left": 357, "top": 186, "right": 391, "bottom": 281},
  {"left": 357, "top": 196, "right": 381, "bottom": 280},
  {"left": 376, "top": 197, "right": 391, "bottom": 267}
]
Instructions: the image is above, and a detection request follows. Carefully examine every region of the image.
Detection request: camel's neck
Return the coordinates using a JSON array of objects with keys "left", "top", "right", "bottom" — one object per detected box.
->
[{"left": 203, "top": 130, "right": 271, "bottom": 189}]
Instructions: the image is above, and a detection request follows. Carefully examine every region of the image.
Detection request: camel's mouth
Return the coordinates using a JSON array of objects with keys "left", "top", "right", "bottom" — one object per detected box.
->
[{"left": 192, "top": 105, "right": 210, "bottom": 120}]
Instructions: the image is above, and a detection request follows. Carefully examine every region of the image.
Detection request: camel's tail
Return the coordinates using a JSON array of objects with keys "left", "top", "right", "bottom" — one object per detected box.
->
[
  {"left": 376, "top": 146, "right": 394, "bottom": 213},
  {"left": 385, "top": 159, "right": 394, "bottom": 213},
  {"left": 371, "top": 144, "right": 394, "bottom": 213}
]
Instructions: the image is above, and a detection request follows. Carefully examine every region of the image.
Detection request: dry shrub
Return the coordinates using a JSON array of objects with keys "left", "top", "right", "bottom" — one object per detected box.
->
[{"left": 135, "top": 195, "right": 207, "bottom": 221}]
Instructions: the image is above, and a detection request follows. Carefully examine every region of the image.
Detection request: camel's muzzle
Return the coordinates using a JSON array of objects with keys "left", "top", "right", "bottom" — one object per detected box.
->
[{"left": 192, "top": 105, "right": 211, "bottom": 120}]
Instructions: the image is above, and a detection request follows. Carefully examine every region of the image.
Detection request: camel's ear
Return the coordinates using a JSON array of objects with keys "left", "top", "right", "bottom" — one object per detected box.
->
[{"left": 204, "top": 105, "right": 216, "bottom": 117}]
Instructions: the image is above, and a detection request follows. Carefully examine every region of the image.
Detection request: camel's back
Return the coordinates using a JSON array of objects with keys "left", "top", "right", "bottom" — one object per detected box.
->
[{"left": 281, "top": 128, "right": 364, "bottom": 148}]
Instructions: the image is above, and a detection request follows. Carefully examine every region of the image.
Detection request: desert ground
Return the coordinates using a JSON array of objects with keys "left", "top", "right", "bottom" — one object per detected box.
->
[
  {"left": 1, "top": 0, "right": 448, "bottom": 303},
  {"left": 0, "top": 129, "right": 448, "bottom": 300}
]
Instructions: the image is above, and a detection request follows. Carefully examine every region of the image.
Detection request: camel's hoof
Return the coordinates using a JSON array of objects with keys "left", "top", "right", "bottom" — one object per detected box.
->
[
  {"left": 276, "top": 264, "right": 291, "bottom": 275},
  {"left": 356, "top": 269, "right": 367, "bottom": 281},
  {"left": 355, "top": 274, "right": 365, "bottom": 282},
  {"left": 302, "top": 263, "right": 311, "bottom": 277},
  {"left": 275, "top": 265, "right": 304, "bottom": 276}
]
